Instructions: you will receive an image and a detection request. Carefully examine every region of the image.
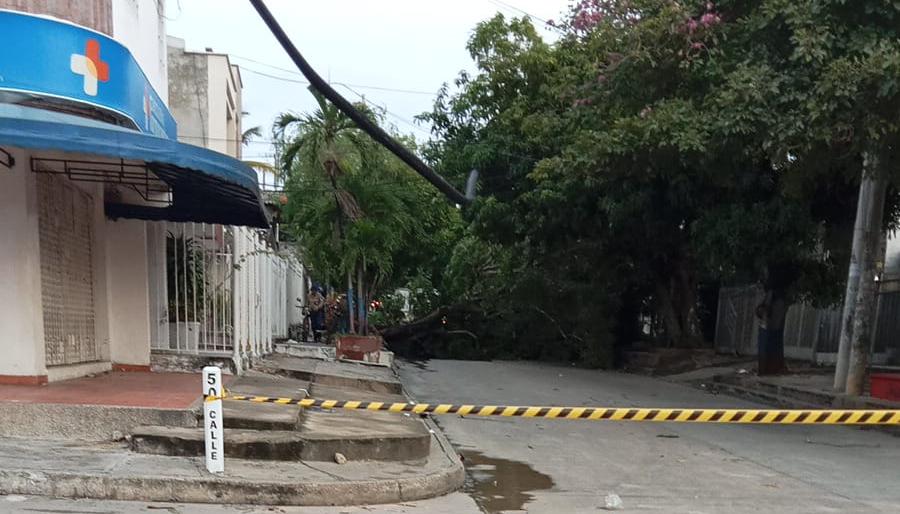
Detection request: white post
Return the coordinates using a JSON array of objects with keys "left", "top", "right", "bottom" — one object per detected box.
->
[{"left": 202, "top": 366, "right": 224, "bottom": 474}]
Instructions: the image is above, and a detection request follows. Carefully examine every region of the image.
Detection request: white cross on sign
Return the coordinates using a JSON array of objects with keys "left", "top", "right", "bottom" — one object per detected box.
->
[
  {"left": 69, "top": 39, "right": 109, "bottom": 97},
  {"left": 203, "top": 366, "right": 224, "bottom": 473}
]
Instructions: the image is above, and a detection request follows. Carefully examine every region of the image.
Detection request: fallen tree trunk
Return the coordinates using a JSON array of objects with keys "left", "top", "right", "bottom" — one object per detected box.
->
[{"left": 379, "top": 306, "right": 448, "bottom": 341}]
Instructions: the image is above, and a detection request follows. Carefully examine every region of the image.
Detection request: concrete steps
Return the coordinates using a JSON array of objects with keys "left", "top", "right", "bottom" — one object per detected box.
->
[
  {"left": 130, "top": 358, "right": 432, "bottom": 463},
  {"left": 218, "top": 401, "right": 302, "bottom": 431},
  {"left": 132, "top": 426, "right": 306, "bottom": 460},
  {"left": 709, "top": 374, "right": 841, "bottom": 408},
  {"left": 131, "top": 420, "right": 431, "bottom": 462},
  {"left": 274, "top": 341, "right": 336, "bottom": 361},
  {"left": 299, "top": 409, "right": 431, "bottom": 462},
  {"left": 258, "top": 356, "right": 403, "bottom": 394}
]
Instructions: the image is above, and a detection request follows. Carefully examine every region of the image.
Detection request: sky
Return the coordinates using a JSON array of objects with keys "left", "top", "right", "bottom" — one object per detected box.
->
[{"left": 165, "top": 0, "right": 570, "bottom": 168}]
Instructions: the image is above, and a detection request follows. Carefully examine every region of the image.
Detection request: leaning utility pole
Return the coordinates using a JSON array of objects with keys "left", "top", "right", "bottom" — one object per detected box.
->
[
  {"left": 833, "top": 175, "right": 873, "bottom": 390},
  {"left": 845, "top": 151, "right": 887, "bottom": 396},
  {"left": 248, "top": 0, "right": 472, "bottom": 206}
]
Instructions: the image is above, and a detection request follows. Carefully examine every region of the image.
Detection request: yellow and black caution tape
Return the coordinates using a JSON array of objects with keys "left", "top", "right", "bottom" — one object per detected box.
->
[{"left": 209, "top": 393, "right": 900, "bottom": 425}]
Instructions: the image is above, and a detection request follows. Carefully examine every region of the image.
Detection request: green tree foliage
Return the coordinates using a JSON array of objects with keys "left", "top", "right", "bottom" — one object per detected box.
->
[
  {"left": 276, "top": 89, "right": 462, "bottom": 317},
  {"left": 419, "top": 1, "right": 900, "bottom": 365}
]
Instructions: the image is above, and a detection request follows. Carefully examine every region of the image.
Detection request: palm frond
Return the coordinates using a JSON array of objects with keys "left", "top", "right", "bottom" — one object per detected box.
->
[
  {"left": 241, "top": 126, "right": 263, "bottom": 146},
  {"left": 242, "top": 160, "right": 277, "bottom": 173}
]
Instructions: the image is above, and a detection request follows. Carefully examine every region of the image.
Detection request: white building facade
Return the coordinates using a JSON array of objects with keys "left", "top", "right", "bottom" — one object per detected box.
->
[
  {"left": 0, "top": 2, "right": 269, "bottom": 383},
  {"left": 159, "top": 38, "right": 306, "bottom": 372}
]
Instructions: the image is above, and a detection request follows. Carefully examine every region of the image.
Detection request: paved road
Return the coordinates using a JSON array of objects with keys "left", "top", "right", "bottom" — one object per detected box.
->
[
  {"left": 398, "top": 360, "right": 900, "bottom": 513},
  {"left": 6, "top": 360, "right": 900, "bottom": 513}
]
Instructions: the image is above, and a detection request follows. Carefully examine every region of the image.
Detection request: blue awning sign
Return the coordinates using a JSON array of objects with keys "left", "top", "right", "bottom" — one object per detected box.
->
[
  {"left": 0, "top": 104, "right": 268, "bottom": 228},
  {"left": 0, "top": 10, "right": 268, "bottom": 228},
  {"left": 0, "top": 9, "right": 177, "bottom": 139}
]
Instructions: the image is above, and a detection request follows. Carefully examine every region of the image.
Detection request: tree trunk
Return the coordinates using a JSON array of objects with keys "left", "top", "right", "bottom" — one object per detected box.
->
[
  {"left": 347, "top": 268, "right": 355, "bottom": 334},
  {"left": 846, "top": 153, "right": 887, "bottom": 396},
  {"left": 357, "top": 261, "right": 366, "bottom": 336},
  {"left": 756, "top": 261, "right": 794, "bottom": 375},
  {"left": 834, "top": 172, "right": 875, "bottom": 390},
  {"left": 674, "top": 260, "right": 701, "bottom": 347},
  {"left": 381, "top": 306, "right": 448, "bottom": 341},
  {"left": 656, "top": 258, "right": 701, "bottom": 348},
  {"left": 657, "top": 281, "right": 683, "bottom": 347},
  {"left": 757, "top": 286, "right": 787, "bottom": 376}
]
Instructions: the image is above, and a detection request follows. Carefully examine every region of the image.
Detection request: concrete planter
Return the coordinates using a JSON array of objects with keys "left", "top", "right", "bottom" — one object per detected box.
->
[
  {"left": 168, "top": 321, "right": 200, "bottom": 351},
  {"left": 335, "top": 335, "right": 383, "bottom": 363}
]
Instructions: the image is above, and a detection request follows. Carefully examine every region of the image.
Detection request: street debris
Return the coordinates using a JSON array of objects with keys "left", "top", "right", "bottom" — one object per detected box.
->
[{"left": 602, "top": 492, "right": 624, "bottom": 510}]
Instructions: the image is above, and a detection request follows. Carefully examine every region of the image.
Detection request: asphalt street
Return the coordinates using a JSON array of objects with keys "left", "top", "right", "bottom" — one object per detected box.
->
[
  {"left": 398, "top": 359, "right": 900, "bottom": 513},
  {"left": 4, "top": 359, "right": 900, "bottom": 513}
]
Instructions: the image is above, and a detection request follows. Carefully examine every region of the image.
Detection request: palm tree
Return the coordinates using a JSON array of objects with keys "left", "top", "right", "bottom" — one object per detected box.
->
[
  {"left": 273, "top": 89, "right": 376, "bottom": 219},
  {"left": 274, "top": 89, "right": 378, "bottom": 333},
  {"left": 276, "top": 94, "right": 453, "bottom": 338},
  {"left": 241, "top": 125, "right": 263, "bottom": 147},
  {"left": 238, "top": 117, "right": 279, "bottom": 193}
]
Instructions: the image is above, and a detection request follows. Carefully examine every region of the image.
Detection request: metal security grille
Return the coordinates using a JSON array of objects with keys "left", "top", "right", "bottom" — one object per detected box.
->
[
  {"left": 37, "top": 174, "right": 97, "bottom": 366},
  {"left": 714, "top": 286, "right": 762, "bottom": 356},
  {"left": 149, "top": 220, "right": 300, "bottom": 370},
  {"left": 154, "top": 222, "right": 236, "bottom": 354},
  {"left": 715, "top": 285, "right": 900, "bottom": 364}
]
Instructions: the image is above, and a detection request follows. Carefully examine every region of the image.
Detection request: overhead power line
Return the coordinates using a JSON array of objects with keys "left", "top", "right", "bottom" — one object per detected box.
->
[
  {"left": 334, "top": 83, "right": 432, "bottom": 138},
  {"left": 235, "top": 59, "right": 437, "bottom": 96},
  {"left": 240, "top": 66, "right": 309, "bottom": 85},
  {"left": 248, "top": 0, "right": 470, "bottom": 205},
  {"left": 238, "top": 67, "right": 436, "bottom": 137},
  {"left": 487, "top": 0, "right": 565, "bottom": 33}
]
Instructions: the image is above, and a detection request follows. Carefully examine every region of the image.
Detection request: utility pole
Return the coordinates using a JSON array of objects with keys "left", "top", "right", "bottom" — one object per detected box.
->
[
  {"left": 833, "top": 175, "right": 873, "bottom": 390},
  {"left": 846, "top": 151, "right": 887, "bottom": 395},
  {"left": 248, "top": 0, "right": 470, "bottom": 206}
]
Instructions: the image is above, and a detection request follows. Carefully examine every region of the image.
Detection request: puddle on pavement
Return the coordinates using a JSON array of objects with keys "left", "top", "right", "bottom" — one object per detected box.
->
[{"left": 461, "top": 450, "right": 554, "bottom": 513}]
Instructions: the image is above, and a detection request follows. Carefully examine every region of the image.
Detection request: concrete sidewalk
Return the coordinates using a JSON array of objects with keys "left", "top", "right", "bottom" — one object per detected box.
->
[
  {"left": 0, "top": 354, "right": 465, "bottom": 505},
  {"left": 0, "top": 372, "right": 212, "bottom": 440},
  {"left": 667, "top": 363, "right": 900, "bottom": 437},
  {"left": 0, "top": 433, "right": 463, "bottom": 505},
  {"left": 669, "top": 363, "right": 900, "bottom": 410}
]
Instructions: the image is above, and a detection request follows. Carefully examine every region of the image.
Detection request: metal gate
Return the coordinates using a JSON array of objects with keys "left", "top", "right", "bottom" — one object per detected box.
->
[
  {"left": 149, "top": 222, "right": 291, "bottom": 362},
  {"left": 714, "top": 286, "right": 762, "bottom": 356},
  {"left": 37, "top": 174, "right": 98, "bottom": 366},
  {"left": 150, "top": 222, "right": 236, "bottom": 354},
  {"left": 715, "top": 285, "right": 899, "bottom": 364}
]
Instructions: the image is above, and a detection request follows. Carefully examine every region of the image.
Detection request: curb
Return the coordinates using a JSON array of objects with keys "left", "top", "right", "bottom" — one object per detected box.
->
[
  {"left": 0, "top": 460, "right": 465, "bottom": 505},
  {"left": 0, "top": 402, "right": 197, "bottom": 441},
  {"left": 398, "top": 369, "right": 468, "bottom": 495},
  {"left": 0, "top": 436, "right": 464, "bottom": 506},
  {"left": 687, "top": 375, "right": 900, "bottom": 436}
]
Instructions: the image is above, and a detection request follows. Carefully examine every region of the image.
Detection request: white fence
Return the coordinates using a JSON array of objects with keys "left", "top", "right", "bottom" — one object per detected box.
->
[
  {"left": 148, "top": 221, "right": 296, "bottom": 369},
  {"left": 714, "top": 285, "right": 900, "bottom": 365}
]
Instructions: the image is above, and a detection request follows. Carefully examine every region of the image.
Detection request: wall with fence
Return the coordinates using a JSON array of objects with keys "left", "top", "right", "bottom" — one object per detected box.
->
[
  {"left": 147, "top": 221, "right": 297, "bottom": 370},
  {"left": 715, "top": 285, "right": 900, "bottom": 365}
]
